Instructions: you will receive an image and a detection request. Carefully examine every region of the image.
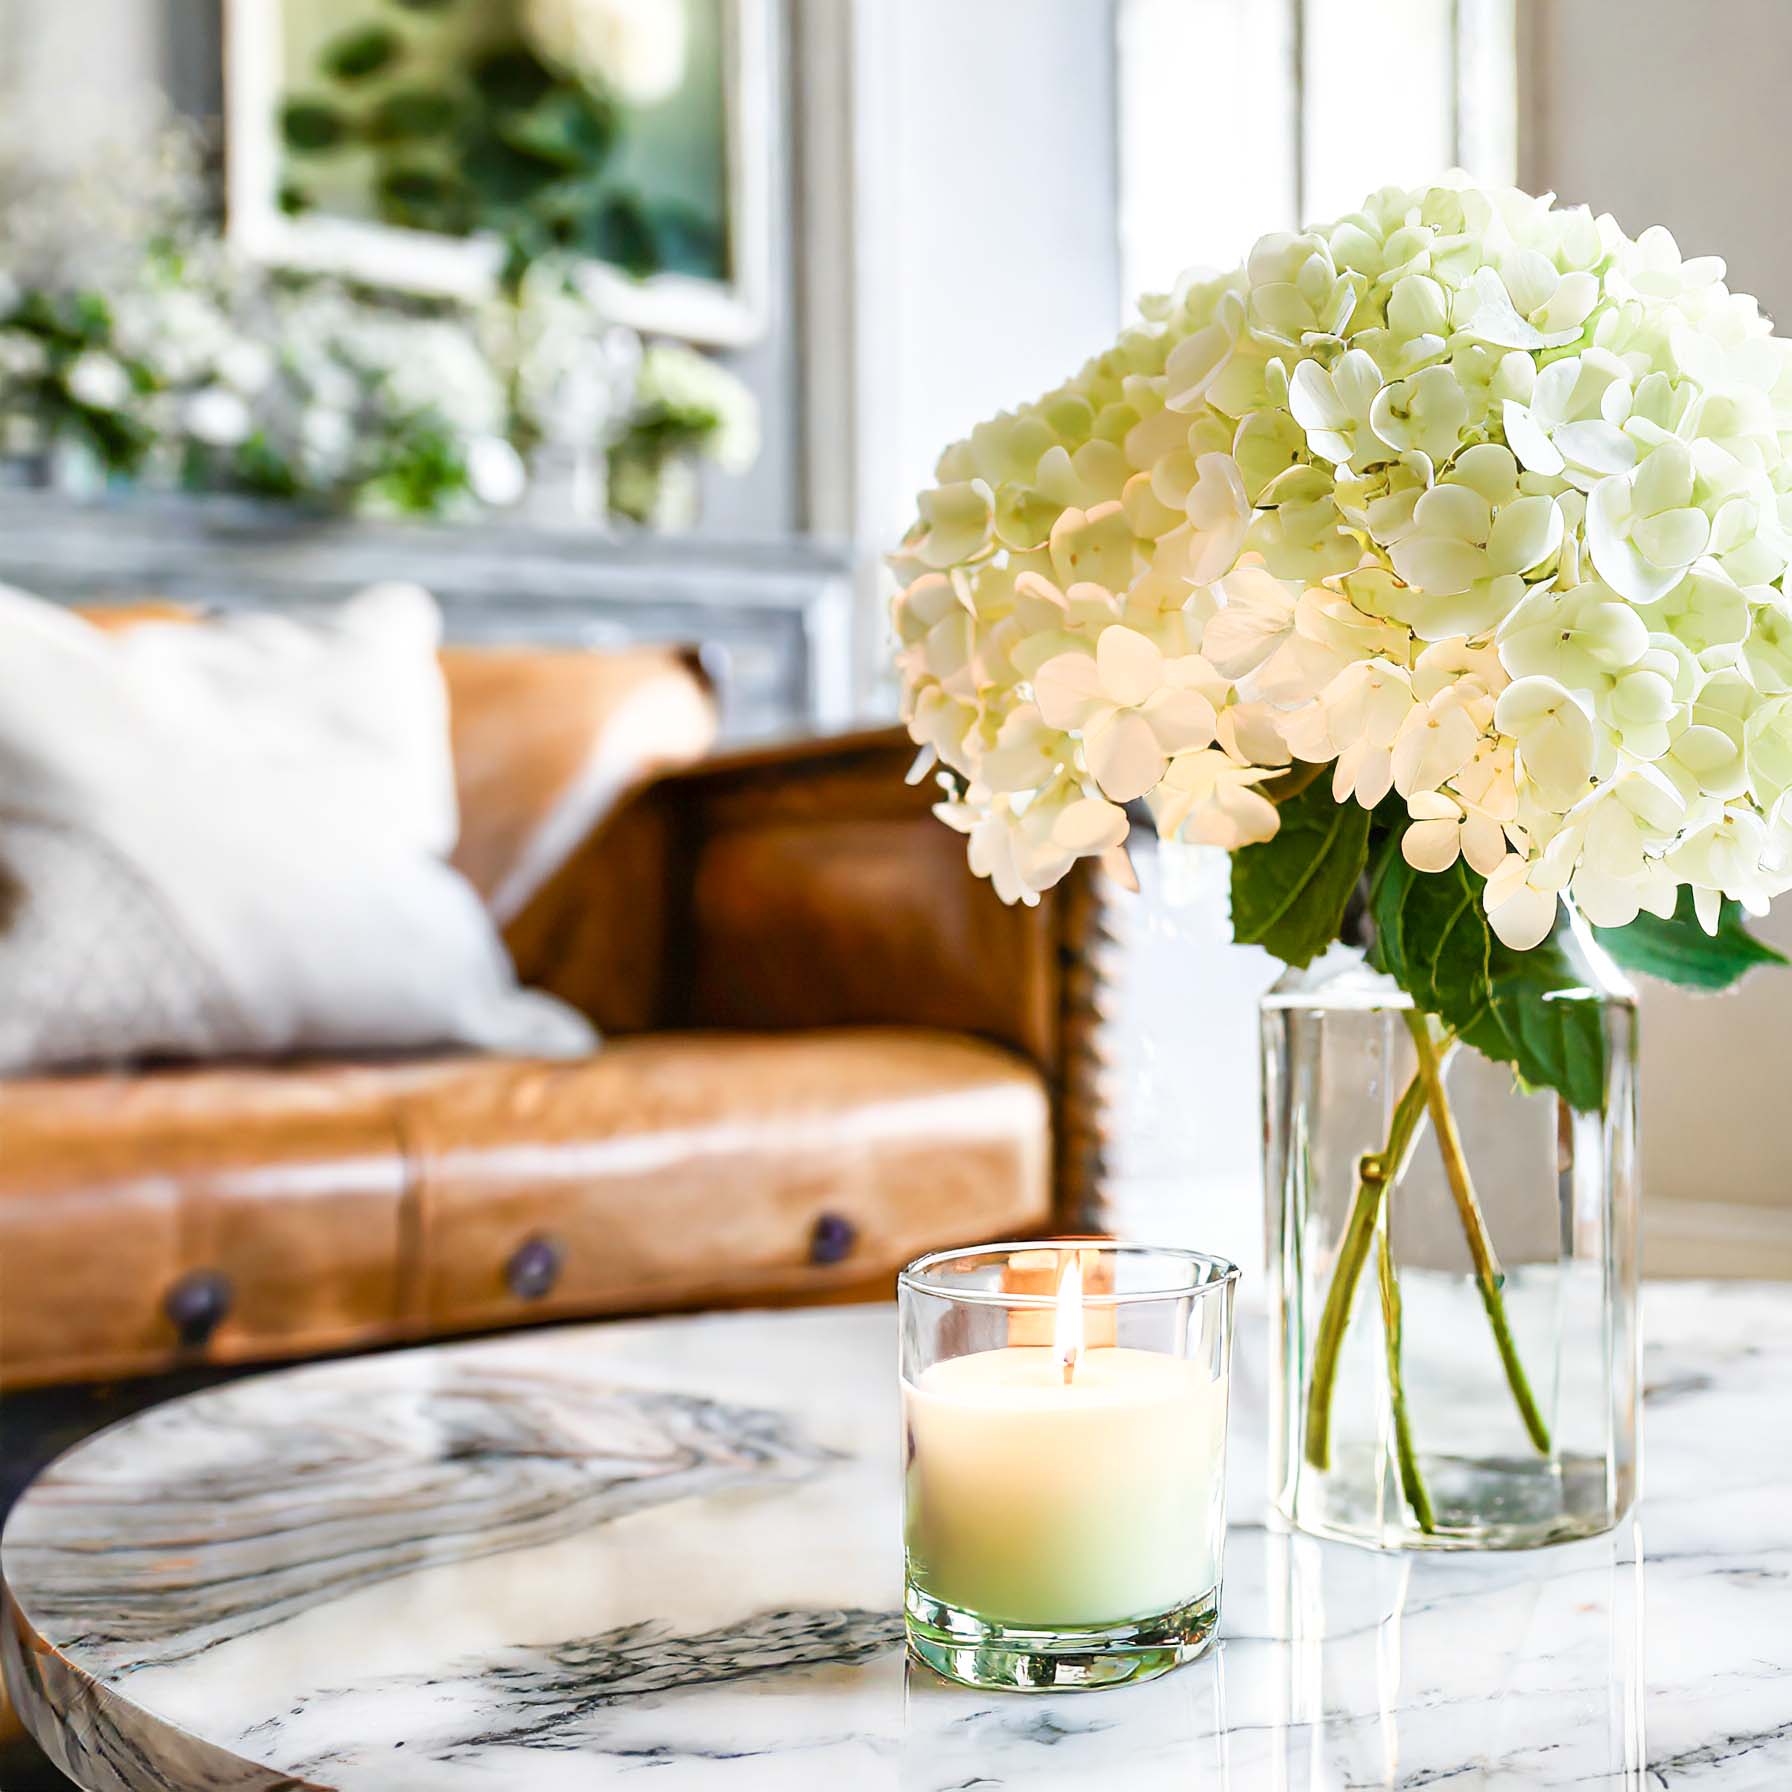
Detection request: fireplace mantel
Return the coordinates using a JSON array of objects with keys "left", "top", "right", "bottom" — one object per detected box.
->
[{"left": 0, "top": 492, "right": 858, "bottom": 742}]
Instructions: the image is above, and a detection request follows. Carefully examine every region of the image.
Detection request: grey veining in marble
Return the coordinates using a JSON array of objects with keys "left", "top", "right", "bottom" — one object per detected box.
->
[
  {"left": 5, "top": 1287, "right": 1792, "bottom": 1790},
  {"left": 18, "top": 1365, "right": 836, "bottom": 1672}
]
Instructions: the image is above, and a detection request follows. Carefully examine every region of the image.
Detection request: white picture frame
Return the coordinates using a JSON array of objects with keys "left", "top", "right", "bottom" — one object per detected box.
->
[{"left": 223, "top": 0, "right": 772, "bottom": 347}]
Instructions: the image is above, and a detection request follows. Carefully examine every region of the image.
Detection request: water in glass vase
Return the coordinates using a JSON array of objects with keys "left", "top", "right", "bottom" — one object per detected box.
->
[{"left": 1262, "top": 935, "right": 1640, "bottom": 1550}]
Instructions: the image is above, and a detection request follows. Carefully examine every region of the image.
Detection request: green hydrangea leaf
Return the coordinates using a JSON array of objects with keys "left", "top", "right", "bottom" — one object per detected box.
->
[
  {"left": 498, "top": 87, "right": 618, "bottom": 171},
  {"left": 321, "top": 25, "right": 402, "bottom": 84},
  {"left": 470, "top": 46, "right": 555, "bottom": 111},
  {"left": 461, "top": 129, "right": 561, "bottom": 206},
  {"left": 377, "top": 164, "right": 460, "bottom": 226},
  {"left": 641, "top": 201, "right": 723, "bottom": 280},
  {"left": 1368, "top": 850, "right": 1607, "bottom": 1113},
  {"left": 280, "top": 100, "right": 350, "bottom": 155},
  {"left": 1595, "top": 890, "right": 1787, "bottom": 990},
  {"left": 586, "top": 192, "right": 660, "bottom": 279},
  {"left": 366, "top": 88, "right": 461, "bottom": 144},
  {"left": 1229, "top": 771, "right": 1371, "bottom": 968}
]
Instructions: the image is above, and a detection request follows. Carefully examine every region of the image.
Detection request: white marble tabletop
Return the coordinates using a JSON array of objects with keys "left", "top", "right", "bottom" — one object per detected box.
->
[{"left": 3, "top": 1284, "right": 1790, "bottom": 1790}]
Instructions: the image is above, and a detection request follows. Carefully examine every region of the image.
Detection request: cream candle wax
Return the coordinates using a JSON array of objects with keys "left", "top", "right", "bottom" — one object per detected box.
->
[
  {"left": 903, "top": 1339, "right": 1227, "bottom": 1625},
  {"left": 899, "top": 1244, "right": 1237, "bottom": 1689}
]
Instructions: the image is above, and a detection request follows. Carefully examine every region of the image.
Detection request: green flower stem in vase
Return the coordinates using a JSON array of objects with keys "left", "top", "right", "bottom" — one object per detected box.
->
[
  {"left": 1300, "top": 1011, "right": 1552, "bottom": 1524},
  {"left": 1300, "top": 1060, "right": 1429, "bottom": 1475},
  {"left": 1376, "top": 1218, "right": 1435, "bottom": 1535},
  {"left": 1402, "top": 1010, "right": 1553, "bottom": 1457}
]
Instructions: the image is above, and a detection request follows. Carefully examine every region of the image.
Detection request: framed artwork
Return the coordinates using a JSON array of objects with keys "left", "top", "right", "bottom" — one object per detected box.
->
[{"left": 224, "top": 0, "right": 770, "bottom": 345}]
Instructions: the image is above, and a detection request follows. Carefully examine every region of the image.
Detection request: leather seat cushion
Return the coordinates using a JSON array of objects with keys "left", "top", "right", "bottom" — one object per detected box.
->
[
  {"left": 0, "top": 1030, "right": 1048, "bottom": 1388},
  {"left": 403, "top": 1028, "right": 1051, "bottom": 1329},
  {"left": 0, "top": 1061, "right": 416, "bottom": 1387}
]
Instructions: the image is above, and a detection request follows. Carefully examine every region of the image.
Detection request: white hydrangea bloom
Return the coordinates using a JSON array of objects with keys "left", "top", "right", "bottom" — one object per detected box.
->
[
  {"left": 63, "top": 351, "right": 131, "bottom": 411},
  {"left": 891, "top": 177, "right": 1792, "bottom": 946},
  {"left": 522, "top": 0, "right": 688, "bottom": 105},
  {"left": 1032, "top": 625, "right": 1221, "bottom": 803}
]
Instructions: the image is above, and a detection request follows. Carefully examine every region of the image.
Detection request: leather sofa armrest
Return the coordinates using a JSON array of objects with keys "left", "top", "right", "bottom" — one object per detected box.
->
[
  {"left": 502, "top": 768, "right": 683, "bottom": 1035},
  {"left": 506, "top": 728, "right": 1111, "bottom": 1226},
  {"left": 677, "top": 730, "right": 1074, "bottom": 1059}
]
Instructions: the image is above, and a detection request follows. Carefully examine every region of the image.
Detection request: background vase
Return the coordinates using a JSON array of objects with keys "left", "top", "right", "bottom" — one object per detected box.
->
[
  {"left": 1261, "top": 931, "right": 1640, "bottom": 1550},
  {"left": 519, "top": 443, "right": 610, "bottom": 528},
  {"left": 607, "top": 444, "right": 701, "bottom": 533},
  {"left": 45, "top": 432, "right": 108, "bottom": 499}
]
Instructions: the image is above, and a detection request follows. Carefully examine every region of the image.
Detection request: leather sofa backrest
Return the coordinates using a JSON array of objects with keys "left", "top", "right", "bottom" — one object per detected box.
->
[
  {"left": 74, "top": 603, "right": 719, "bottom": 923},
  {"left": 441, "top": 644, "right": 716, "bottom": 923}
]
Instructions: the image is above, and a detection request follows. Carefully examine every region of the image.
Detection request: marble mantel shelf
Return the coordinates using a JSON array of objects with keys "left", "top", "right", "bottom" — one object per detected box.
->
[
  {"left": 0, "top": 490, "right": 859, "bottom": 741},
  {"left": 4, "top": 1285, "right": 1789, "bottom": 1790}
]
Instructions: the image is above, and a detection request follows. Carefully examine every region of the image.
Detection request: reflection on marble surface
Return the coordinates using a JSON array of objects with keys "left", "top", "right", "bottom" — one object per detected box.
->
[{"left": 4, "top": 1287, "right": 1791, "bottom": 1789}]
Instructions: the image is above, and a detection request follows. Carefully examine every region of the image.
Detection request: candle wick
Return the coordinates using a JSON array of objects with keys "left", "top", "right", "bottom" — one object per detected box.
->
[{"left": 1053, "top": 1253, "right": 1085, "bottom": 1388}]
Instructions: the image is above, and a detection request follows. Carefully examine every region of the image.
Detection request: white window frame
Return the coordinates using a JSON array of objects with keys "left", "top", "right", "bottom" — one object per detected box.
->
[{"left": 1118, "top": 0, "right": 1518, "bottom": 307}]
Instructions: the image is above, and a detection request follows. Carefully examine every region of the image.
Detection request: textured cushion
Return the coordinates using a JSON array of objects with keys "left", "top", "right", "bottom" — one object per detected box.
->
[
  {"left": 0, "top": 583, "right": 595, "bottom": 1074},
  {"left": 0, "top": 818, "right": 247, "bottom": 1071}
]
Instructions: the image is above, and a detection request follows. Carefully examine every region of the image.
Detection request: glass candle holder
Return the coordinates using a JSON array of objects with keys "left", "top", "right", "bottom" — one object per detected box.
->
[{"left": 899, "top": 1241, "right": 1238, "bottom": 1691}]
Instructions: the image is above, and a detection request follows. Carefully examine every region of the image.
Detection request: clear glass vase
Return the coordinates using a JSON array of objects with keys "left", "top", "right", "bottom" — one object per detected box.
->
[{"left": 1262, "top": 926, "right": 1640, "bottom": 1550}]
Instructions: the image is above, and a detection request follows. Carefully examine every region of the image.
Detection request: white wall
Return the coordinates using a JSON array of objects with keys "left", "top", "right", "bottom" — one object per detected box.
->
[
  {"left": 1522, "top": 0, "right": 1792, "bottom": 324},
  {"left": 0, "top": 0, "right": 164, "bottom": 161},
  {"left": 1523, "top": 0, "right": 1792, "bottom": 1240},
  {"left": 813, "top": 0, "right": 1120, "bottom": 706},
  {"left": 845, "top": 0, "right": 1121, "bottom": 554}
]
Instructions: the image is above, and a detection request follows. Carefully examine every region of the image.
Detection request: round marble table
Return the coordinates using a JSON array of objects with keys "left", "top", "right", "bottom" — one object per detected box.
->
[{"left": 4, "top": 1287, "right": 1790, "bottom": 1791}]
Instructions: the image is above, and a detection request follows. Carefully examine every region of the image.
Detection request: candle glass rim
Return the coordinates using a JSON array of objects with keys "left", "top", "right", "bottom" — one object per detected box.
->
[{"left": 898, "top": 1240, "right": 1240, "bottom": 1308}]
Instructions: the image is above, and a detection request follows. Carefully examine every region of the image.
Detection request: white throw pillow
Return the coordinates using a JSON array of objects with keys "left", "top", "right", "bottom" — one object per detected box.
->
[{"left": 0, "top": 582, "right": 597, "bottom": 1072}]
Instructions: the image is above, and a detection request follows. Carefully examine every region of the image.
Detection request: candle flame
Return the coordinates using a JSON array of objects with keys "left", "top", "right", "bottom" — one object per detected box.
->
[{"left": 1054, "top": 1252, "right": 1085, "bottom": 1385}]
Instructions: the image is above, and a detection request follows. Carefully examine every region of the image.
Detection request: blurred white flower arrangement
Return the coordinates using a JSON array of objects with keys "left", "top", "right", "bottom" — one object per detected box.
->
[
  {"left": 0, "top": 114, "right": 756, "bottom": 525},
  {"left": 608, "top": 340, "right": 763, "bottom": 526},
  {"left": 522, "top": 0, "right": 689, "bottom": 107}
]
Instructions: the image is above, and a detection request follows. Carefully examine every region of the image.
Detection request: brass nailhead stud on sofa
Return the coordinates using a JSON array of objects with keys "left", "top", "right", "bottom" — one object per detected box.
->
[
  {"left": 164, "top": 1270, "right": 233, "bottom": 1348},
  {"left": 809, "top": 1212, "right": 857, "bottom": 1266},
  {"left": 506, "top": 1236, "right": 564, "bottom": 1301}
]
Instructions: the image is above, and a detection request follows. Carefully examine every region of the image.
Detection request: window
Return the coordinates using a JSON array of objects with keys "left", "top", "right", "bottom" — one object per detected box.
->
[{"left": 1119, "top": 0, "right": 1516, "bottom": 305}]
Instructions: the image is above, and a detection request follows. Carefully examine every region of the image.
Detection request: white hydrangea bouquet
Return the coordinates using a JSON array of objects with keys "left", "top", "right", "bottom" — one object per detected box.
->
[
  {"left": 890, "top": 178, "right": 1788, "bottom": 1529},
  {"left": 894, "top": 176, "right": 1789, "bottom": 1033}
]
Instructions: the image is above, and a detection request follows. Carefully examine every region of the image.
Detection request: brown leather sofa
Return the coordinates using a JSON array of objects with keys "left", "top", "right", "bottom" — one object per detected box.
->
[{"left": 0, "top": 633, "right": 1107, "bottom": 1392}]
